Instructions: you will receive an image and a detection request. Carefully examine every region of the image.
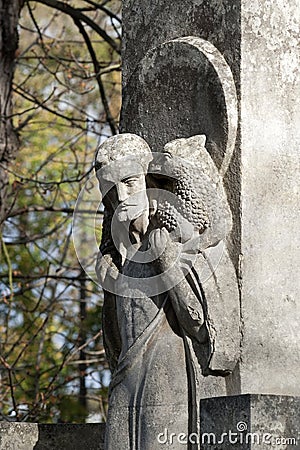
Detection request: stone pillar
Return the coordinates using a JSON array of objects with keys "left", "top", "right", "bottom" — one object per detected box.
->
[
  {"left": 200, "top": 394, "right": 300, "bottom": 449},
  {"left": 121, "top": 0, "right": 300, "bottom": 397},
  {"left": 239, "top": 1, "right": 300, "bottom": 396}
]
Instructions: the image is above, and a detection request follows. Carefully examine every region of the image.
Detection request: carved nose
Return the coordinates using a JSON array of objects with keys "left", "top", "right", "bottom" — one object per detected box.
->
[{"left": 116, "top": 184, "right": 128, "bottom": 202}]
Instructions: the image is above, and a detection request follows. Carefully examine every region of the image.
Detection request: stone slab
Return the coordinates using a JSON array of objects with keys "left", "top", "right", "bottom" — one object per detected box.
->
[
  {"left": 0, "top": 423, "right": 105, "bottom": 450},
  {"left": 1, "top": 395, "right": 298, "bottom": 449},
  {"left": 200, "top": 394, "right": 300, "bottom": 449}
]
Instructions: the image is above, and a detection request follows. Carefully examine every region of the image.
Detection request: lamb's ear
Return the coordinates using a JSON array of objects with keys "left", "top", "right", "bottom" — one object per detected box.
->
[
  {"left": 163, "top": 134, "right": 208, "bottom": 161},
  {"left": 188, "top": 134, "right": 206, "bottom": 148},
  {"left": 188, "top": 134, "right": 207, "bottom": 154},
  {"left": 183, "top": 134, "right": 208, "bottom": 161}
]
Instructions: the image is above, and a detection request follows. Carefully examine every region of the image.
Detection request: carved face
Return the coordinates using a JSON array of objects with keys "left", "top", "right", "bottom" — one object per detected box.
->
[{"left": 98, "top": 157, "right": 149, "bottom": 226}]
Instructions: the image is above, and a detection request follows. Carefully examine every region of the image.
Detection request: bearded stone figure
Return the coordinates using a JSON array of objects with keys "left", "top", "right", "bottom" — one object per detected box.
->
[{"left": 95, "top": 133, "right": 240, "bottom": 450}]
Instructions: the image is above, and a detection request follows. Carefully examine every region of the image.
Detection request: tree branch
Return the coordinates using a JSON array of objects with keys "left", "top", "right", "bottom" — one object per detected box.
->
[
  {"left": 74, "top": 18, "right": 117, "bottom": 135},
  {"left": 0, "top": 273, "right": 89, "bottom": 281},
  {"left": 31, "top": 0, "right": 121, "bottom": 54},
  {"left": 81, "top": 0, "right": 121, "bottom": 24},
  {"left": 7, "top": 205, "right": 103, "bottom": 218}
]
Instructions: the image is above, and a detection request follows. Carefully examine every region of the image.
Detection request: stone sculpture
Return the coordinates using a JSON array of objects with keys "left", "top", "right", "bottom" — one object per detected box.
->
[{"left": 95, "top": 133, "right": 240, "bottom": 450}]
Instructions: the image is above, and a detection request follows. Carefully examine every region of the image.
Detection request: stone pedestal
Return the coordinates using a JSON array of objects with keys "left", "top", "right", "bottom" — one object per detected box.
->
[
  {"left": 0, "top": 423, "right": 105, "bottom": 450},
  {"left": 200, "top": 394, "right": 300, "bottom": 449},
  {"left": 121, "top": 0, "right": 300, "bottom": 397},
  {"left": 1, "top": 397, "right": 298, "bottom": 450}
]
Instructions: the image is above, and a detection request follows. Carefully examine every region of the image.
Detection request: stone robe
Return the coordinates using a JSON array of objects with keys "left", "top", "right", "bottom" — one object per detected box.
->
[{"left": 103, "top": 240, "right": 240, "bottom": 450}]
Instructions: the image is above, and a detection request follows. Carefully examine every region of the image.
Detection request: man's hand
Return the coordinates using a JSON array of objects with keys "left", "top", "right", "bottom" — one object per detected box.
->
[
  {"left": 96, "top": 253, "right": 119, "bottom": 290},
  {"left": 148, "top": 227, "right": 170, "bottom": 261},
  {"left": 149, "top": 227, "right": 201, "bottom": 275}
]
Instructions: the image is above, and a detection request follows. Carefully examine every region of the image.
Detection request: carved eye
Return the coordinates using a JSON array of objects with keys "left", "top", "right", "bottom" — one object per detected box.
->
[{"left": 122, "top": 176, "right": 140, "bottom": 186}]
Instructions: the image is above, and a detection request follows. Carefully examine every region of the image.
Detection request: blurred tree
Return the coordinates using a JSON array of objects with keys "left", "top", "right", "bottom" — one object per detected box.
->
[
  {"left": 0, "top": 0, "right": 121, "bottom": 422},
  {"left": 0, "top": 0, "right": 24, "bottom": 224}
]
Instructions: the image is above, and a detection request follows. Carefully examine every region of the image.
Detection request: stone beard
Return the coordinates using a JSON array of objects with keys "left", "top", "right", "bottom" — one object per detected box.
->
[{"left": 95, "top": 134, "right": 240, "bottom": 450}]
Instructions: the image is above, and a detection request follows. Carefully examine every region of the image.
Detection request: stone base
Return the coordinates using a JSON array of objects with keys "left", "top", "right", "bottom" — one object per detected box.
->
[
  {"left": 200, "top": 394, "right": 300, "bottom": 449},
  {"left": 0, "top": 423, "right": 105, "bottom": 450},
  {"left": 1, "top": 396, "right": 299, "bottom": 449}
]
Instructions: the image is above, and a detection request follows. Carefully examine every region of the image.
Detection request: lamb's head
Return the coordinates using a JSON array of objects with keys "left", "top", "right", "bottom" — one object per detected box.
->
[{"left": 148, "top": 134, "right": 232, "bottom": 248}]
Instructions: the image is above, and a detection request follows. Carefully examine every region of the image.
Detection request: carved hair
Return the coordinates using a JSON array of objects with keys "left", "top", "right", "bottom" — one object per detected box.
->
[{"left": 95, "top": 133, "right": 152, "bottom": 172}]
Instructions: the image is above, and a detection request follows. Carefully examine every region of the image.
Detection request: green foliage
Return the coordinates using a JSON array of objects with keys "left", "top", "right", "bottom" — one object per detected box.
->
[{"left": 0, "top": 0, "right": 121, "bottom": 423}]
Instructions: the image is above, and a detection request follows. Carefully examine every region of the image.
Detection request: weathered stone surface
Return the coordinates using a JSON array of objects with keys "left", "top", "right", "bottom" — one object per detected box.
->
[
  {"left": 0, "top": 423, "right": 105, "bottom": 450},
  {"left": 239, "top": 0, "right": 300, "bottom": 397},
  {"left": 0, "top": 423, "right": 38, "bottom": 450},
  {"left": 121, "top": 2, "right": 242, "bottom": 272},
  {"left": 1, "top": 396, "right": 299, "bottom": 449},
  {"left": 122, "top": 38, "right": 238, "bottom": 173},
  {"left": 200, "top": 394, "right": 300, "bottom": 449},
  {"left": 122, "top": 0, "right": 241, "bottom": 88},
  {"left": 121, "top": 0, "right": 300, "bottom": 399}
]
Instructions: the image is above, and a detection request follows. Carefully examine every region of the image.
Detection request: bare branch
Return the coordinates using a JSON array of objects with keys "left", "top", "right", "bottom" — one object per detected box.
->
[
  {"left": 74, "top": 18, "right": 117, "bottom": 135},
  {"left": 31, "top": 0, "right": 121, "bottom": 54},
  {"left": 81, "top": 0, "right": 121, "bottom": 24}
]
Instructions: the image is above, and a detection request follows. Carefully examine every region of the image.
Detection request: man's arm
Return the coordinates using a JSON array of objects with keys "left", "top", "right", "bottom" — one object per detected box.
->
[
  {"left": 96, "top": 252, "right": 122, "bottom": 373},
  {"left": 149, "top": 228, "right": 208, "bottom": 344}
]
